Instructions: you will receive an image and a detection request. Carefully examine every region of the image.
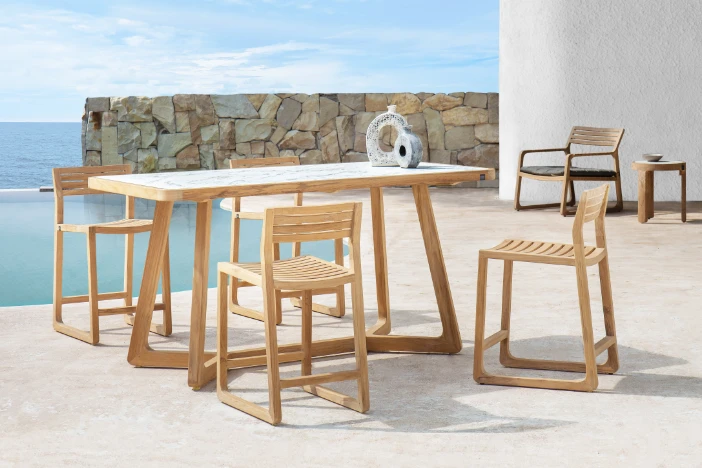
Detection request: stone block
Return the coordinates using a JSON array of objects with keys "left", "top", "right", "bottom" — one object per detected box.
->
[
  {"left": 158, "top": 157, "right": 177, "bottom": 171},
  {"left": 200, "top": 124, "right": 219, "bottom": 144},
  {"left": 422, "top": 93, "right": 463, "bottom": 111},
  {"left": 264, "top": 142, "right": 280, "bottom": 158},
  {"left": 259, "top": 94, "right": 282, "bottom": 119},
  {"left": 336, "top": 116, "right": 355, "bottom": 153},
  {"left": 299, "top": 150, "right": 324, "bottom": 165},
  {"left": 354, "top": 133, "right": 367, "bottom": 152},
  {"left": 276, "top": 98, "right": 302, "bottom": 130},
  {"left": 236, "top": 143, "right": 252, "bottom": 155},
  {"left": 301, "top": 94, "right": 319, "bottom": 113},
  {"left": 219, "top": 120, "right": 236, "bottom": 149},
  {"left": 137, "top": 122, "right": 156, "bottom": 148},
  {"left": 214, "top": 149, "right": 237, "bottom": 169},
  {"left": 488, "top": 93, "right": 499, "bottom": 123},
  {"left": 464, "top": 92, "right": 488, "bottom": 109},
  {"left": 176, "top": 145, "right": 200, "bottom": 169},
  {"left": 101, "top": 111, "right": 118, "bottom": 127},
  {"left": 123, "top": 148, "right": 138, "bottom": 163},
  {"left": 175, "top": 112, "right": 190, "bottom": 133},
  {"left": 117, "top": 122, "right": 141, "bottom": 153},
  {"left": 189, "top": 96, "right": 217, "bottom": 143},
  {"left": 279, "top": 150, "right": 296, "bottom": 158},
  {"left": 101, "top": 127, "right": 120, "bottom": 165},
  {"left": 355, "top": 112, "right": 377, "bottom": 134},
  {"left": 456, "top": 144, "right": 499, "bottom": 168},
  {"left": 319, "top": 119, "right": 336, "bottom": 137},
  {"left": 138, "top": 148, "right": 158, "bottom": 173},
  {"left": 269, "top": 126, "right": 287, "bottom": 145},
  {"left": 86, "top": 97, "right": 110, "bottom": 112},
  {"left": 85, "top": 151, "right": 101, "bottom": 166},
  {"left": 211, "top": 94, "right": 258, "bottom": 118},
  {"left": 449, "top": 92, "right": 465, "bottom": 99},
  {"left": 292, "top": 112, "right": 319, "bottom": 131},
  {"left": 158, "top": 132, "right": 192, "bottom": 158},
  {"left": 319, "top": 97, "right": 339, "bottom": 127},
  {"left": 246, "top": 94, "right": 268, "bottom": 111},
  {"left": 430, "top": 149, "right": 451, "bottom": 164},
  {"left": 445, "top": 126, "right": 477, "bottom": 150},
  {"left": 251, "top": 141, "right": 265, "bottom": 155},
  {"left": 365, "top": 93, "right": 389, "bottom": 112},
  {"left": 199, "top": 145, "right": 215, "bottom": 170},
  {"left": 235, "top": 119, "right": 274, "bottom": 142},
  {"left": 343, "top": 152, "right": 369, "bottom": 163},
  {"left": 153, "top": 96, "right": 176, "bottom": 133},
  {"left": 279, "top": 130, "right": 316, "bottom": 150},
  {"left": 338, "top": 94, "right": 365, "bottom": 112},
  {"left": 406, "top": 113, "right": 426, "bottom": 133},
  {"left": 390, "top": 93, "right": 421, "bottom": 114},
  {"left": 442, "top": 107, "right": 488, "bottom": 126},
  {"left": 475, "top": 123, "right": 499, "bottom": 143},
  {"left": 423, "top": 108, "right": 445, "bottom": 150},
  {"left": 339, "top": 103, "right": 355, "bottom": 116},
  {"left": 416, "top": 92, "right": 435, "bottom": 101},
  {"left": 85, "top": 127, "right": 101, "bottom": 151},
  {"left": 110, "top": 96, "right": 152, "bottom": 122},
  {"left": 173, "top": 94, "right": 195, "bottom": 111},
  {"left": 292, "top": 93, "right": 309, "bottom": 103},
  {"left": 321, "top": 130, "right": 341, "bottom": 163}
]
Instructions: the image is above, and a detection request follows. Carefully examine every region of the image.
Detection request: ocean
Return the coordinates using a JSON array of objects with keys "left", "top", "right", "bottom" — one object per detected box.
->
[{"left": 0, "top": 122, "right": 81, "bottom": 189}]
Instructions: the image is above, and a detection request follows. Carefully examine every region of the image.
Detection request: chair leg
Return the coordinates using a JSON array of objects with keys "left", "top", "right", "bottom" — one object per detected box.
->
[
  {"left": 575, "top": 261, "right": 598, "bottom": 391},
  {"left": 274, "top": 244, "right": 283, "bottom": 324},
  {"left": 124, "top": 233, "right": 134, "bottom": 307},
  {"left": 612, "top": 174, "right": 624, "bottom": 212},
  {"left": 597, "top": 256, "right": 619, "bottom": 373},
  {"left": 334, "top": 238, "right": 346, "bottom": 317},
  {"left": 560, "top": 176, "right": 572, "bottom": 216},
  {"left": 473, "top": 256, "right": 489, "bottom": 382},
  {"left": 53, "top": 229, "right": 64, "bottom": 331},
  {"left": 513, "top": 173, "right": 523, "bottom": 211},
  {"left": 567, "top": 180, "right": 576, "bottom": 207},
  {"left": 217, "top": 271, "right": 282, "bottom": 425},
  {"left": 351, "top": 276, "right": 370, "bottom": 412},
  {"left": 86, "top": 231, "right": 100, "bottom": 345},
  {"left": 498, "top": 260, "right": 515, "bottom": 365}
]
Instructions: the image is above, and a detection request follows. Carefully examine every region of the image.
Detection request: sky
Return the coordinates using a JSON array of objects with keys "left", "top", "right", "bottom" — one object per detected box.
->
[{"left": 0, "top": 0, "right": 498, "bottom": 122}]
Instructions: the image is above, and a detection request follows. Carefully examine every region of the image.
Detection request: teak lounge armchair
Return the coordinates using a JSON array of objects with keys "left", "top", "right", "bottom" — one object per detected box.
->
[
  {"left": 52, "top": 165, "right": 172, "bottom": 345},
  {"left": 228, "top": 157, "right": 345, "bottom": 325},
  {"left": 216, "top": 202, "right": 370, "bottom": 425},
  {"left": 514, "top": 126, "right": 625, "bottom": 216},
  {"left": 474, "top": 184, "right": 619, "bottom": 392}
]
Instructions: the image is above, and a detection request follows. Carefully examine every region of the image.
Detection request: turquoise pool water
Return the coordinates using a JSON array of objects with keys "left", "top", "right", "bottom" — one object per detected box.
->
[{"left": 0, "top": 192, "right": 342, "bottom": 307}]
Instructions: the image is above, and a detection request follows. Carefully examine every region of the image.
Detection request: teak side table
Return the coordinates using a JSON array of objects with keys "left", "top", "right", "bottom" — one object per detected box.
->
[{"left": 631, "top": 160, "right": 686, "bottom": 223}]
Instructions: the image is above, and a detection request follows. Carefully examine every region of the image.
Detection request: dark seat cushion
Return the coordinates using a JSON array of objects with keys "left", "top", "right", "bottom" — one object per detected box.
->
[{"left": 521, "top": 166, "right": 617, "bottom": 178}]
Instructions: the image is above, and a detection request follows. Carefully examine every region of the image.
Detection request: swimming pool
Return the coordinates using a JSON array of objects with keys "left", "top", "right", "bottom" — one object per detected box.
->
[{"left": 0, "top": 190, "right": 342, "bottom": 307}]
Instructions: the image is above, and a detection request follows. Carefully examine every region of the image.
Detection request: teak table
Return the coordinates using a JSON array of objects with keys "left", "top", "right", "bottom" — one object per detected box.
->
[
  {"left": 89, "top": 162, "right": 495, "bottom": 388},
  {"left": 631, "top": 160, "right": 686, "bottom": 223}
]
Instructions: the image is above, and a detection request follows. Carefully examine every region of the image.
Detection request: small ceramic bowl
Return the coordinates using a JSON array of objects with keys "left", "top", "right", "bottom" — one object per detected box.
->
[{"left": 643, "top": 153, "right": 664, "bottom": 162}]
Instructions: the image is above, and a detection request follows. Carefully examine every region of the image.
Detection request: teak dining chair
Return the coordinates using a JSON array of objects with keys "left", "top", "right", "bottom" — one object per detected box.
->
[
  {"left": 216, "top": 202, "right": 369, "bottom": 425},
  {"left": 52, "top": 165, "right": 172, "bottom": 345},
  {"left": 514, "top": 126, "right": 625, "bottom": 216},
  {"left": 228, "top": 156, "right": 346, "bottom": 325},
  {"left": 474, "top": 184, "right": 619, "bottom": 392}
]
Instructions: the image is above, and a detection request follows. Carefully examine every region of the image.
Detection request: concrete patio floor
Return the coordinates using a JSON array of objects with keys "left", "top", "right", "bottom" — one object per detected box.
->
[{"left": 1, "top": 187, "right": 701, "bottom": 467}]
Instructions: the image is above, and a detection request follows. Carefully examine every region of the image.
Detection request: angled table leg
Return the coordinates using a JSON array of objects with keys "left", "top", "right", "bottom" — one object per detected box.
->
[{"left": 366, "top": 184, "right": 462, "bottom": 354}]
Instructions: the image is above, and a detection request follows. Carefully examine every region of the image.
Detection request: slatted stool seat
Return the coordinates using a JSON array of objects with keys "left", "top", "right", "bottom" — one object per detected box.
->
[
  {"left": 216, "top": 202, "right": 369, "bottom": 425},
  {"left": 474, "top": 185, "right": 619, "bottom": 392},
  {"left": 228, "top": 157, "right": 346, "bottom": 324},
  {"left": 52, "top": 165, "right": 172, "bottom": 345}
]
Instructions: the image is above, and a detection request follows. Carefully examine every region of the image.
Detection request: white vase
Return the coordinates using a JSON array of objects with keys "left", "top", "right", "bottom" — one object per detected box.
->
[
  {"left": 365, "top": 105, "right": 408, "bottom": 167},
  {"left": 393, "top": 126, "right": 423, "bottom": 168}
]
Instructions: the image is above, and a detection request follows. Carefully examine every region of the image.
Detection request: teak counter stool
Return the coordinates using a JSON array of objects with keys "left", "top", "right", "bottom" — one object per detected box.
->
[
  {"left": 514, "top": 126, "right": 625, "bottom": 216},
  {"left": 474, "top": 184, "right": 619, "bottom": 392},
  {"left": 228, "top": 157, "right": 346, "bottom": 325},
  {"left": 52, "top": 165, "right": 172, "bottom": 345},
  {"left": 216, "top": 202, "right": 369, "bottom": 425}
]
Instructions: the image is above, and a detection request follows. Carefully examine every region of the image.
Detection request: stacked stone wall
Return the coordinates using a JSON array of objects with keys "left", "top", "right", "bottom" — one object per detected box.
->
[{"left": 82, "top": 92, "right": 499, "bottom": 184}]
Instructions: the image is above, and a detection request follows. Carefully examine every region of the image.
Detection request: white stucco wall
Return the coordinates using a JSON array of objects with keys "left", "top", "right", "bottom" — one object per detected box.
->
[{"left": 500, "top": 0, "right": 702, "bottom": 201}]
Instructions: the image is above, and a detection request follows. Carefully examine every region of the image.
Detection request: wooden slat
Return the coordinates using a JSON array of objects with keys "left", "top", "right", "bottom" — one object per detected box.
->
[
  {"left": 274, "top": 211, "right": 352, "bottom": 224},
  {"left": 483, "top": 330, "right": 508, "bottom": 350},
  {"left": 594, "top": 336, "right": 617, "bottom": 356},
  {"left": 272, "top": 219, "right": 352, "bottom": 235},
  {"left": 279, "top": 370, "right": 359, "bottom": 389},
  {"left": 273, "top": 230, "right": 349, "bottom": 243},
  {"left": 98, "top": 303, "right": 165, "bottom": 316},
  {"left": 62, "top": 291, "right": 126, "bottom": 304}
]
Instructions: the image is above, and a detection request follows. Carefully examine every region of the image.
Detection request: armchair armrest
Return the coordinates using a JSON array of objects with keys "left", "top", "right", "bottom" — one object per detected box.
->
[{"left": 518, "top": 147, "right": 568, "bottom": 167}]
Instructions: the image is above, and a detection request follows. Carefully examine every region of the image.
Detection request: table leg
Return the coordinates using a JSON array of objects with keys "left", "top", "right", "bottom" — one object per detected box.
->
[
  {"left": 646, "top": 171, "right": 654, "bottom": 220},
  {"left": 637, "top": 171, "right": 648, "bottom": 223},
  {"left": 681, "top": 166, "right": 686, "bottom": 222},
  {"left": 366, "top": 184, "right": 462, "bottom": 354},
  {"left": 188, "top": 201, "right": 215, "bottom": 389},
  {"left": 367, "top": 187, "right": 391, "bottom": 335}
]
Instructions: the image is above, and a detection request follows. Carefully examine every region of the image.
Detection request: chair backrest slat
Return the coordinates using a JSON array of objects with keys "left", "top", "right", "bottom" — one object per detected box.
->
[
  {"left": 572, "top": 184, "right": 609, "bottom": 246},
  {"left": 568, "top": 126, "right": 624, "bottom": 149},
  {"left": 53, "top": 165, "right": 131, "bottom": 196},
  {"left": 269, "top": 204, "right": 355, "bottom": 245}
]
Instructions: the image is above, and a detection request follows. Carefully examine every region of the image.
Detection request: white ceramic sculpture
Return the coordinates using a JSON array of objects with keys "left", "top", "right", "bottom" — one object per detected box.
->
[
  {"left": 393, "top": 126, "right": 423, "bottom": 168},
  {"left": 365, "top": 105, "right": 408, "bottom": 167}
]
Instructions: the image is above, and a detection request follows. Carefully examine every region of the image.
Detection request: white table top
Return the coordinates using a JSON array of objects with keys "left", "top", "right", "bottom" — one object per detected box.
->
[{"left": 88, "top": 162, "right": 495, "bottom": 201}]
